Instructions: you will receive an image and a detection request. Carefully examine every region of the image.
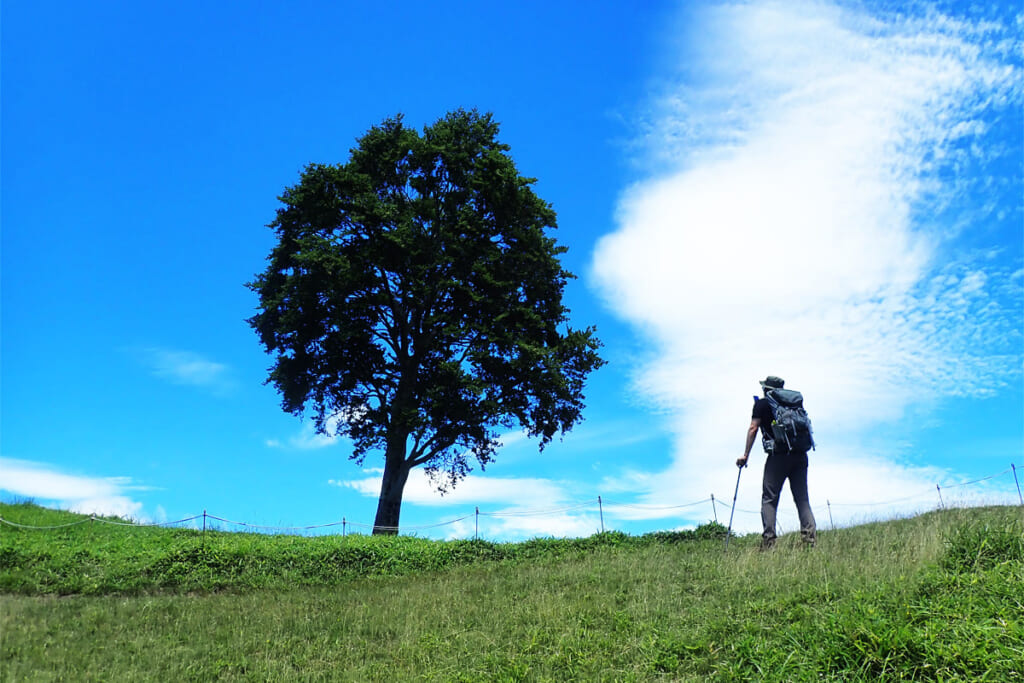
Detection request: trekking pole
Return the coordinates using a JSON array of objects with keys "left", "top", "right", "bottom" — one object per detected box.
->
[
  {"left": 724, "top": 465, "right": 744, "bottom": 551},
  {"left": 1012, "top": 463, "right": 1022, "bottom": 506}
]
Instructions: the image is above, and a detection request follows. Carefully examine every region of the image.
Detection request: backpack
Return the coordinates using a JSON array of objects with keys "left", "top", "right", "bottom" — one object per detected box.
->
[{"left": 761, "top": 388, "right": 815, "bottom": 454}]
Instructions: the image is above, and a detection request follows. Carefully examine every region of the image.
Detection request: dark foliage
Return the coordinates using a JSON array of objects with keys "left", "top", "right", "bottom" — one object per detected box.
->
[{"left": 248, "top": 110, "right": 604, "bottom": 533}]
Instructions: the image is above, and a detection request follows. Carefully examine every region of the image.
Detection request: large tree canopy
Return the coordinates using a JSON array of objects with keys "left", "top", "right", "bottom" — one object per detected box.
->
[{"left": 248, "top": 109, "right": 604, "bottom": 534}]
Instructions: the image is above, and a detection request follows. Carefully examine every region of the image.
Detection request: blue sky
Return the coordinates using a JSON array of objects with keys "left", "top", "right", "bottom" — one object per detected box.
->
[{"left": 3, "top": 0, "right": 1021, "bottom": 540}]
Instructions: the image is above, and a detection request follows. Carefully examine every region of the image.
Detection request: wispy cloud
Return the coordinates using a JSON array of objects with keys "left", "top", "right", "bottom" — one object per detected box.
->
[
  {"left": 332, "top": 466, "right": 604, "bottom": 539},
  {"left": 592, "top": 0, "right": 1022, "bottom": 530},
  {"left": 0, "top": 457, "right": 148, "bottom": 520},
  {"left": 335, "top": 468, "right": 571, "bottom": 507},
  {"left": 266, "top": 414, "right": 351, "bottom": 450},
  {"left": 267, "top": 424, "right": 342, "bottom": 450},
  {"left": 132, "top": 347, "right": 236, "bottom": 395}
]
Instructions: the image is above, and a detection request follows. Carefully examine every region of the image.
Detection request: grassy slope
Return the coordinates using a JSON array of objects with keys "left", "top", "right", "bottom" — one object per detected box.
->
[{"left": 1, "top": 503, "right": 1021, "bottom": 682}]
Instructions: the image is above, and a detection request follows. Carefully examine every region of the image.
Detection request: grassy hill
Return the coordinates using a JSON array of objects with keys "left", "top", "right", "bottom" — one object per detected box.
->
[{"left": 1, "top": 502, "right": 1021, "bottom": 681}]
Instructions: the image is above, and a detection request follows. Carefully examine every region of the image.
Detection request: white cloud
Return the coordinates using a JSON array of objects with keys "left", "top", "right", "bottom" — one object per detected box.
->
[
  {"left": 335, "top": 466, "right": 574, "bottom": 508},
  {"left": 287, "top": 423, "right": 342, "bottom": 449},
  {"left": 333, "top": 460, "right": 610, "bottom": 538},
  {"left": 0, "top": 457, "right": 146, "bottom": 520},
  {"left": 267, "top": 414, "right": 350, "bottom": 450},
  {"left": 133, "top": 347, "right": 235, "bottom": 395},
  {"left": 67, "top": 497, "right": 145, "bottom": 520},
  {"left": 592, "top": 0, "right": 1022, "bottom": 527}
]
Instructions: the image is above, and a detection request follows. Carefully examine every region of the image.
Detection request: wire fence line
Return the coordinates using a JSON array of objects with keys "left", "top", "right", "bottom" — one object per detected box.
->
[{"left": 2, "top": 463, "right": 1021, "bottom": 539}]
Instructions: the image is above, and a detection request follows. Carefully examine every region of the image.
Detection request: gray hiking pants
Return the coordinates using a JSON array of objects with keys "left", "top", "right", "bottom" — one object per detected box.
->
[{"left": 761, "top": 449, "right": 816, "bottom": 547}]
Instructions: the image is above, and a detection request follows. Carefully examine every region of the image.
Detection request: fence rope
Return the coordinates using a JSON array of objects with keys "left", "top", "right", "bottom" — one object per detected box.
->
[
  {"left": 940, "top": 466, "right": 1013, "bottom": 489},
  {"left": 0, "top": 516, "right": 90, "bottom": 530},
  {"left": 2, "top": 463, "right": 1019, "bottom": 535},
  {"left": 91, "top": 514, "right": 204, "bottom": 527},
  {"left": 480, "top": 501, "right": 594, "bottom": 517},
  {"left": 345, "top": 513, "right": 474, "bottom": 532},
  {"left": 828, "top": 466, "right": 1017, "bottom": 507},
  {"left": 205, "top": 514, "right": 347, "bottom": 532},
  {"left": 602, "top": 497, "right": 712, "bottom": 510}
]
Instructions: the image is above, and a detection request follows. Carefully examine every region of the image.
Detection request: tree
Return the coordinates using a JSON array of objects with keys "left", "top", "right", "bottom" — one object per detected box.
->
[{"left": 248, "top": 109, "right": 604, "bottom": 534}]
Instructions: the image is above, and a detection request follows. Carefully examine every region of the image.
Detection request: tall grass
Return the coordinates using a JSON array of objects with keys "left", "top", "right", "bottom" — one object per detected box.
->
[{"left": 2, "top": 503, "right": 1021, "bottom": 681}]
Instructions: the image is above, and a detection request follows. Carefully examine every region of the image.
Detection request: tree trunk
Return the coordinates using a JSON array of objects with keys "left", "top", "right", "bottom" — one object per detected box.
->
[{"left": 372, "top": 438, "right": 410, "bottom": 535}]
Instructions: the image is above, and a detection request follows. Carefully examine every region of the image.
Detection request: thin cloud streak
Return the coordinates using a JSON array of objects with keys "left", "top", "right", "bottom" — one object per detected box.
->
[
  {"left": 592, "top": 1, "right": 1022, "bottom": 521},
  {"left": 268, "top": 422, "right": 345, "bottom": 450},
  {"left": 132, "top": 347, "right": 236, "bottom": 395},
  {"left": 335, "top": 467, "right": 576, "bottom": 509}
]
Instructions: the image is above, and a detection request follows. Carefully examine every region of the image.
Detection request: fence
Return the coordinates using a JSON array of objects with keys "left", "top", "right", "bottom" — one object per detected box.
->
[{"left": 2, "top": 463, "right": 1021, "bottom": 539}]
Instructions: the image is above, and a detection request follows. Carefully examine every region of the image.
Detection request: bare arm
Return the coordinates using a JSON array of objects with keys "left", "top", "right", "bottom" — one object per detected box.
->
[{"left": 737, "top": 418, "right": 760, "bottom": 468}]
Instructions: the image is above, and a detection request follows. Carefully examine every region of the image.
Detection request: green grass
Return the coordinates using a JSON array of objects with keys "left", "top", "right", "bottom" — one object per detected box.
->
[
  {"left": 1, "top": 503, "right": 1021, "bottom": 681},
  {"left": 0, "top": 502, "right": 723, "bottom": 596}
]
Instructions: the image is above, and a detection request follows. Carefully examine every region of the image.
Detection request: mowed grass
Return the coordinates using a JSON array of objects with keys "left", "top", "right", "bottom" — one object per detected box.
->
[{"left": 1, "top": 503, "right": 1021, "bottom": 681}]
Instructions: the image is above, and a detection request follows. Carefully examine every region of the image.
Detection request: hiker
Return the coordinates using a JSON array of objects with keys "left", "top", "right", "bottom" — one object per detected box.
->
[{"left": 737, "top": 375, "right": 816, "bottom": 549}]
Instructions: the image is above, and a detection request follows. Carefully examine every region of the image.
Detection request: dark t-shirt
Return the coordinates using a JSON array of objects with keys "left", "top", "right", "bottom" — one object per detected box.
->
[{"left": 752, "top": 397, "right": 776, "bottom": 452}]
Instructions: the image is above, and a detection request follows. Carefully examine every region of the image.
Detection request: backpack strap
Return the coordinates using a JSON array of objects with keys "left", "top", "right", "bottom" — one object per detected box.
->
[
  {"left": 762, "top": 392, "right": 779, "bottom": 417},
  {"left": 756, "top": 395, "right": 778, "bottom": 455}
]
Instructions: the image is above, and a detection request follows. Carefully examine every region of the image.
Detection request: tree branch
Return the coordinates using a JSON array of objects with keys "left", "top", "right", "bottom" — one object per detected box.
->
[{"left": 406, "top": 430, "right": 454, "bottom": 468}]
